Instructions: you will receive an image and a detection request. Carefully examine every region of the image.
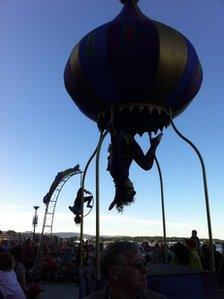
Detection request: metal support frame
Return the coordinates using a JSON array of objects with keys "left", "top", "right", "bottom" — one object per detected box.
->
[
  {"left": 79, "top": 135, "right": 102, "bottom": 266},
  {"left": 41, "top": 172, "right": 82, "bottom": 236},
  {"left": 154, "top": 157, "right": 168, "bottom": 262},
  {"left": 32, "top": 206, "right": 39, "bottom": 242},
  {"left": 95, "top": 130, "right": 108, "bottom": 280},
  {"left": 170, "top": 116, "right": 215, "bottom": 273},
  {"left": 34, "top": 169, "right": 82, "bottom": 268},
  {"left": 149, "top": 133, "right": 167, "bottom": 262},
  {"left": 46, "top": 180, "right": 67, "bottom": 236}
]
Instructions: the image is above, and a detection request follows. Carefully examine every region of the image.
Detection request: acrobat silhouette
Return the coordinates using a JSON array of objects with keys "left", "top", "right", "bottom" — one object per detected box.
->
[
  {"left": 43, "top": 164, "right": 80, "bottom": 204},
  {"left": 69, "top": 188, "right": 93, "bottom": 224},
  {"left": 107, "top": 130, "right": 162, "bottom": 212}
]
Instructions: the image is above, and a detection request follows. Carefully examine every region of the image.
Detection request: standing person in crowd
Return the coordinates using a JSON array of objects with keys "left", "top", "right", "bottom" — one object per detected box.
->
[
  {"left": 190, "top": 230, "right": 200, "bottom": 251},
  {"left": 200, "top": 243, "right": 211, "bottom": 271},
  {"left": 171, "top": 242, "right": 190, "bottom": 267},
  {"left": 0, "top": 252, "right": 26, "bottom": 299},
  {"left": 85, "top": 241, "right": 167, "bottom": 299},
  {"left": 10, "top": 246, "right": 28, "bottom": 297},
  {"left": 213, "top": 244, "right": 224, "bottom": 288},
  {"left": 185, "top": 238, "right": 202, "bottom": 271},
  {"left": 23, "top": 239, "right": 35, "bottom": 272}
]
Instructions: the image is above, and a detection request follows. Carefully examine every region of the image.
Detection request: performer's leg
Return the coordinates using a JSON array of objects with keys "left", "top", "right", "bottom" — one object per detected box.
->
[
  {"left": 83, "top": 196, "right": 93, "bottom": 208},
  {"left": 133, "top": 133, "right": 163, "bottom": 170}
]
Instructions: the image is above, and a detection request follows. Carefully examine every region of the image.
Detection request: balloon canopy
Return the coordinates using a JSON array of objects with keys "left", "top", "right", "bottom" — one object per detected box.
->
[{"left": 64, "top": 0, "right": 202, "bottom": 134}]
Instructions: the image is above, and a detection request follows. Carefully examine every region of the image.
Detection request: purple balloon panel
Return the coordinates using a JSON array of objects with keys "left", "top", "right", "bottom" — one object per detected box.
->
[
  {"left": 64, "top": 43, "right": 104, "bottom": 121},
  {"left": 107, "top": 18, "right": 159, "bottom": 102},
  {"left": 79, "top": 23, "right": 119, "bottom": 106}
]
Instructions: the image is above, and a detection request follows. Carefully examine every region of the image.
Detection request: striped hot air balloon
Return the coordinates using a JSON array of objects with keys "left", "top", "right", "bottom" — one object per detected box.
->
[{"left": 64, "top": 0, "right": 202, "bottom": 134}]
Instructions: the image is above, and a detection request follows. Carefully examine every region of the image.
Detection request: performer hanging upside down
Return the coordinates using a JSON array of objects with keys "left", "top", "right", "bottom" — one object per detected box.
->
[
  {"left": 69, "top": 188, "right": 93, "bottom": 224},
  {"left": 107, "top": 130, "right": 162, "bottom": 212}
]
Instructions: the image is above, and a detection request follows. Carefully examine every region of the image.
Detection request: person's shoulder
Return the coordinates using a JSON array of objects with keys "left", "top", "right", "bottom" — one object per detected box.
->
[
  {"left": 143, "top": 289, "right": 168, "bottom": 299},
  {"left": 14, "top": 262, "right": 26, "bottom": 274},
  {"left": 84, "top": 288, "right": 106, "bottom": 299}
]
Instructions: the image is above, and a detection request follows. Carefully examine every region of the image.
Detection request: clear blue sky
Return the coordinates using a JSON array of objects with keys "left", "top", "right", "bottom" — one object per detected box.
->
[{"left": 0, "top": 0, "right": 223, "bottom": 239}]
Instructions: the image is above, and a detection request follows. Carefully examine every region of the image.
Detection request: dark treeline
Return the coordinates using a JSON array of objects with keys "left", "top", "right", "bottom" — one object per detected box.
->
[
  {"left": 1, "top": 230, "right": 223, "bottom": 244},
  {"left": 100, "top": 235, "right": 224, "bottom": 244}
]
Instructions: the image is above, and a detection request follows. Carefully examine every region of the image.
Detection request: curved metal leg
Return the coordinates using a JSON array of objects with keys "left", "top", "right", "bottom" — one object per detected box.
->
[
  {"left": 154, "top": 157, "right": 168, "bottom": 262},
  {"left": 79, "top": 132, "right": 104, "bottom": 266},
  {"left": 170, "top": 117, "right": 215, "bottom": 273},
  {"left": 149, "top": 133, "right": 167, "bottom": 262},
  {"left": 95, "top": 130, "right": 108, "bottom": 280}
]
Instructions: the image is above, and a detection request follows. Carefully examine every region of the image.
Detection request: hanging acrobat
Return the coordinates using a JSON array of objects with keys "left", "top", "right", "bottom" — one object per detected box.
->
[
  {"left": 69, "top": 188, "right": 94, "bottom": 223},
  {"left": 106, "top": 122, "right": 163, "bottom": 211}
]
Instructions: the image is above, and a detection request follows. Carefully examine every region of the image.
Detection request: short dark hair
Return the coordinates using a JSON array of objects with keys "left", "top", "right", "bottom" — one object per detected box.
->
[
  {"left": 0, "top": 253, "right": 14, "bottom": 271},
  {"left": 100, "top": 241, "right": 140, "bottom": 280},
  {"left": 10, "top": 245, "right": 24, "bottom": 262}
]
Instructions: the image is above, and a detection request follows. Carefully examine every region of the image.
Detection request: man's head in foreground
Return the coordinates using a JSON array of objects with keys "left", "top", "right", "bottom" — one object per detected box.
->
[{"left": 100, "top": 241, "right": 148, "bottom": 296}]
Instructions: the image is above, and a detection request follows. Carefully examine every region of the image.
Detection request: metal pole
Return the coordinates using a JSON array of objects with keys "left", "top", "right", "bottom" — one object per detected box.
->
[
  {"left": 34, "top": 205, "right": 47, "bottom": 268},
  {"left": 79, "top": 132, "right": 105, "bottom": 266},
  {"left": 79, "top": 172, "right": 84, "bottom": 267},
  {"left": 154, "top": 157, "right": 168, "bottom": 262},
  {"left": 170, "top": 116, "right": 215, "bottom": 273},
  {"left": 32, "top": 206, "right": 39, "bottom": 242},
  {"left": 33, "top": 212, "right": 36, "bottom": 241},
  {"left": 149, "top": 133, "right": 167, "bottom": 262},
  {"left": 95, "top": 131, "right": 108, "bottom": 280}
]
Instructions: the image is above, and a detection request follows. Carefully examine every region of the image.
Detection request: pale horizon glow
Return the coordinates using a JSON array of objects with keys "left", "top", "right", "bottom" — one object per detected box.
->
[{"left": 0, "top": 205, "right": 222, "bottom": 240}]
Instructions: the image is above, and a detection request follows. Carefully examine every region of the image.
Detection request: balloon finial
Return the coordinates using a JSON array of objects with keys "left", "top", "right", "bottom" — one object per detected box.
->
[{"left": 119, "top": 0, "right": 140, "bottom": 4}]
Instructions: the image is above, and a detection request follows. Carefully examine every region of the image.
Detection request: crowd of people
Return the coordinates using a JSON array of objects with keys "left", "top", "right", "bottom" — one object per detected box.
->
[{"left": 0, "top": 230, "right": 224, "bottom": 298}]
